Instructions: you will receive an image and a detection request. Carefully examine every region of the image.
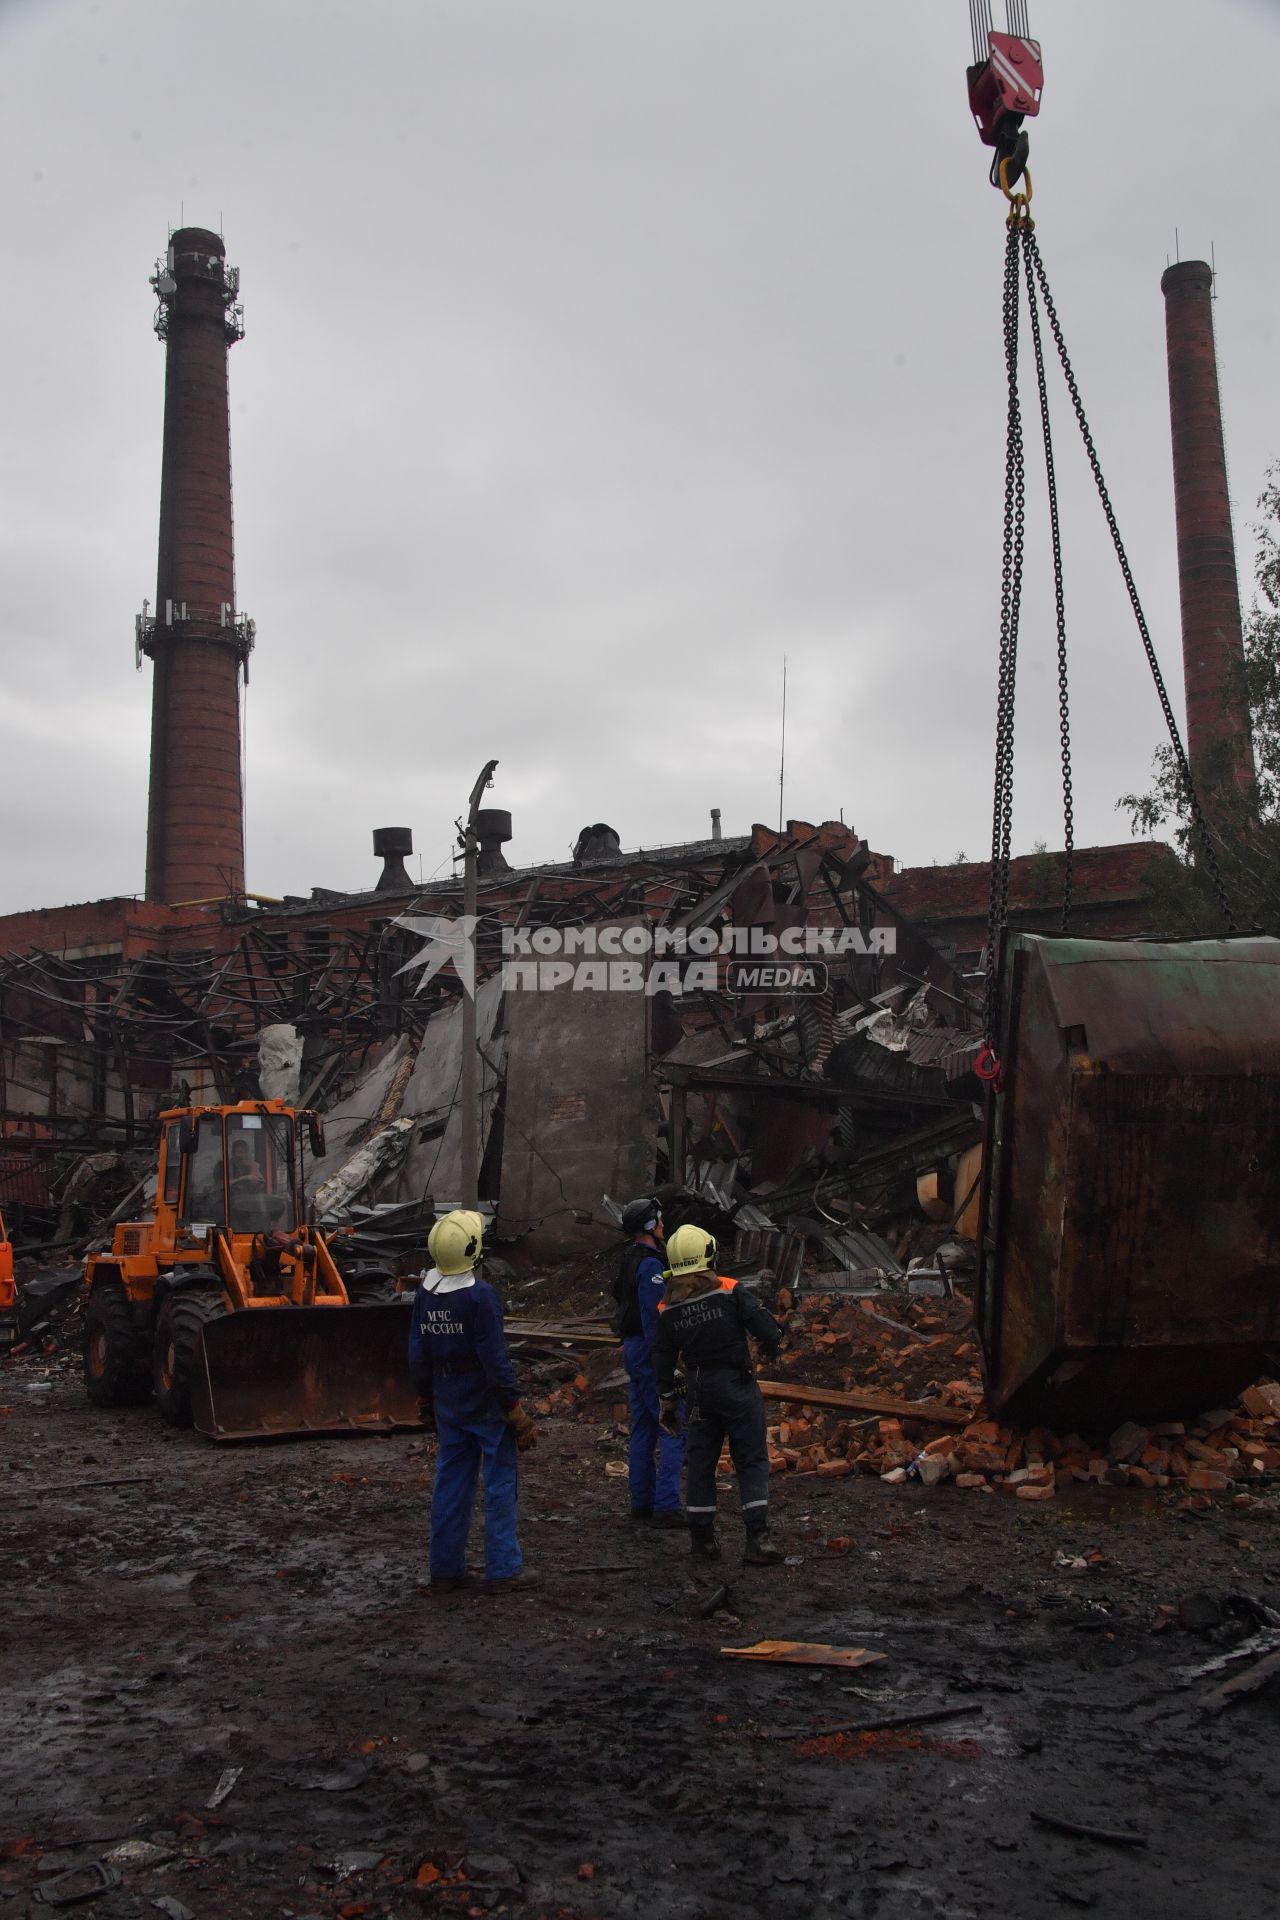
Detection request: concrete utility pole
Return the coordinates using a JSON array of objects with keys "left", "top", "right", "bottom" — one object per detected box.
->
[{"left": 460, "top": 759, "right": 498, "bottom": 1208}]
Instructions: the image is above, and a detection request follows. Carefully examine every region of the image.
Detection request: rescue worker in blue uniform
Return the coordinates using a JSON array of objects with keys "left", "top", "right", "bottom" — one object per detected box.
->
[
  {"left": 408, "top": 1209, "right": 538, "bottom": 1594},
  {"left": 653, "top": 1224, "right": 785, "bottom": 1566},
  {"left": 614, "top": 1194, "right": 685, "bottom": 1527}
]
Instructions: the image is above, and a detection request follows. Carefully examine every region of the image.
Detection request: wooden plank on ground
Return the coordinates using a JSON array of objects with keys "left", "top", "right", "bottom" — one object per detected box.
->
[
  {"left": 720, "top": 1640, "right": 888, "bottom": 1671},
  {"left": 1201, "top": 1646, "right": 1280, "bottom": 1715},
  {"left": 758, "top": 1379, "right": 970, "bottom": 1428},
  {"left": 506, "top": 1321, "right": 616, "bottom": 1346}
]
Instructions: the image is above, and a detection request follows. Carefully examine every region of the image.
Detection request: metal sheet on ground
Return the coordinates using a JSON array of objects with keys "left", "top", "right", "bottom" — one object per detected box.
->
[{"left": 191, "top": 1303, "right": 420, "bottom": 1440}]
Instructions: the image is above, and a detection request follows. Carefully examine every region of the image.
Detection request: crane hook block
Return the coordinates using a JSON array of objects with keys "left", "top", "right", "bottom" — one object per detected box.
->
[{"left": 968, "top": 30, "right": 1043, "bottom": 188}]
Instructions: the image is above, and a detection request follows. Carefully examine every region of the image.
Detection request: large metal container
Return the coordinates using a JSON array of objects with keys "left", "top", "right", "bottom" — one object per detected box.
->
[{"left": 977, "top": 934, "right": 1280, "bottom": 1427}]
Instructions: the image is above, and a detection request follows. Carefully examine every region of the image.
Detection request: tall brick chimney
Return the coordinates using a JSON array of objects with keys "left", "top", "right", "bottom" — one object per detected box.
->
[
  {"left": 1160, "top": 259, "right": 1255, "bottom": 801},
  {"left": 138, "top": 228, "right": 254, "bottom": 904}
]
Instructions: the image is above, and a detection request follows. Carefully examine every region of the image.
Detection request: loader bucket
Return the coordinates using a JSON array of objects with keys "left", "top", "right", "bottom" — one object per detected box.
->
[{"left": 191, "top": 1303, "right": 422, "bottom": 1440}]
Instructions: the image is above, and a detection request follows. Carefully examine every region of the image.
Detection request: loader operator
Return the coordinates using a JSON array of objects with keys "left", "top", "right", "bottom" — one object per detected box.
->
[
  {"left": 227, "top": 1137, "right": 275, "bottom": 1233},
  {"left": 615, "top": 1194, "right": 685, "bottom": 1526},
  {"left": 228, "top": 1137, "right": 263, "bottom": 1191},
  {"left": 653, "top": 1225, "right": 785, "bottom": 1567},
  {"left": 408, "top": 1209, "right": 538, "bottom": 1595}
]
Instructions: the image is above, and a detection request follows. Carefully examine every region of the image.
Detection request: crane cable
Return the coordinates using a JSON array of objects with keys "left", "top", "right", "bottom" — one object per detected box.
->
[{"left": 979, "top": 169, "right": 1236, "bottom": 1078}]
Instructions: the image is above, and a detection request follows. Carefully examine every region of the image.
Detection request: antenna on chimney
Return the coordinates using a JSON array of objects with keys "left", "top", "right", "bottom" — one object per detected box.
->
[{"left": 777, "top": 655, "right": 788, "bottom": 834}]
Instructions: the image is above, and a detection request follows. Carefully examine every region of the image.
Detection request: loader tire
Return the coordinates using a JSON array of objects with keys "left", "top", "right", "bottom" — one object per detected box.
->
[
  {"left": 153, "top": 1292, "right": 223, "bottom": 1428},
  {"left": 84, "top": 1281, "right": 151, "bottom": 1408},
  {"left": 346, "top": 1276, "right": 401, "bottom": 1305}
]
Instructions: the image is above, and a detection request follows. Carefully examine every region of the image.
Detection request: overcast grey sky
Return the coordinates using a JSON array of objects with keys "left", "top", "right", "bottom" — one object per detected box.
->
[{"left": 2, "top": 0, "right": 1278, "bottom": 912}]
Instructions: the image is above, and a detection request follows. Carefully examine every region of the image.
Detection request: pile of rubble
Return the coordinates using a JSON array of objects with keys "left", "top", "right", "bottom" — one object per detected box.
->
[
  {"left": 535, "top": 1279, "right": 1280, "bottom": 1501},
  {"left": 769, "top": 1282, "right": 980, "bottom": 1405},
  {"left": 769, "top": 1390, "right": 1280, "bottom": 1499},
  {"left": 0, "top": 1265, "right": 81, "bottom": 1360}
]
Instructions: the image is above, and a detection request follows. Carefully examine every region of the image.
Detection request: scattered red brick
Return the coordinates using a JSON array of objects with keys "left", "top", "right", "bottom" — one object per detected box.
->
[{"left": 548, "top": 1286, "right": 1280, "bottom": 1502}]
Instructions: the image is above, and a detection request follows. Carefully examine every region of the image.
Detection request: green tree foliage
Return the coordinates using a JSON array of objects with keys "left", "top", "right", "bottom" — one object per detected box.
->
[
  {"left": 1119, "top": 466, "right": 1280, "bottom": 934},
  {"left": 1027, "top": 838, "right": 1057, "bottom": 903}
]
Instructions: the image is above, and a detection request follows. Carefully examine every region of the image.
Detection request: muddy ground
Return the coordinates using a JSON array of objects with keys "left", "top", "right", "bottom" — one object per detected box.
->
[{"left": 4, "top": 1356, "right": 1280, "bottom": 1920}]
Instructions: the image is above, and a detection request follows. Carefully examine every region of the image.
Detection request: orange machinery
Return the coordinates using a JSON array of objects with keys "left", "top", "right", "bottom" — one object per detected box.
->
[
  {"left": 81, "top": 1100, "right": 421, "bottom": 1440},
  {"left": 0, "top": 1208, "right": 14, "bottom": 1348}
]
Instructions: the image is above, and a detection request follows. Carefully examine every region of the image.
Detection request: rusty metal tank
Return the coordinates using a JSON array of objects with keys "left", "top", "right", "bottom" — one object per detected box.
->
[{"left": 976, "top": 933, "right": 1280, "bottom": 1427}]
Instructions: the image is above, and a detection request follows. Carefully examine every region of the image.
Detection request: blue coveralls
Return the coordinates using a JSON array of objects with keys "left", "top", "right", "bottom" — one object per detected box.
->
[
  {"left": 622, "top": 1248, "right": 686, "bottom": 1516},
  {"left": 407, "top": 1268, "right": 523, "bottom": 1582}
]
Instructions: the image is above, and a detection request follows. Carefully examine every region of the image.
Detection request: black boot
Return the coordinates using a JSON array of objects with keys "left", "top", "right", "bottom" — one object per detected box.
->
[
  {"left": 743, "top": 1530, "right": 784, "bottom": 1567},
  {"left": 689, "top": 1526, "right": 722, "bottom": 1561},
  {"left": 651, "top": 1508, "right": 685, "bottom": 1530},
  {"left": 428, "top": 1573, "right": 479, "bottom": 1595},
  {"left": 482, "top": 1568, "right": 541, "bottom": 1595}
]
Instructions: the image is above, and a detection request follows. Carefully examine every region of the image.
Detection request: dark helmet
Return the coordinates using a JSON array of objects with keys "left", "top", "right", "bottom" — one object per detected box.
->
[{"left": 620, "top": 1194, "right": 663, "bottom": 1237}]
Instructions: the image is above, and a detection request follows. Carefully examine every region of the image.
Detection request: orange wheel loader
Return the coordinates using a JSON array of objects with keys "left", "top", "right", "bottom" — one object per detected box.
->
[
  {"left": 0, "top": 1207, "right": 15, "bottom": 1350},
  {"left": 81, "top": 1100, "right": 422, "bottom": 1440}
]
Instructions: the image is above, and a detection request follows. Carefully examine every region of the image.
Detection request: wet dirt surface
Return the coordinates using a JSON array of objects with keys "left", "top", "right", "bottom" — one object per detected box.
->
[{"left": 4, "top": 1369, "right": 1280, "bottom": 1919}]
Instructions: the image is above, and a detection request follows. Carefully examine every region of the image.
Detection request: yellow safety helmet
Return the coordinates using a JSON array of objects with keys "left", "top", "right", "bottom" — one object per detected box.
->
[
  {"left": 455, "top": 1208, "right": 485, "bottom": 1247},
  {"left": 665, "top": 1223, "right": 717, "bottom": 1277},
  {"left": 428, "top": 1208, "right": 484, "bottom": 1277}
]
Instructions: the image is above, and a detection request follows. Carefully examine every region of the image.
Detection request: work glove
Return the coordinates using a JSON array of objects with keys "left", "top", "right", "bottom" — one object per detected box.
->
[
  {"left": 417, "top": 1399, "right": 436, "bottom": 1433},
  {"left": 506, "top": 1402, "right": 538, "bottom": 1452},
  {"left": 659, "top": 1394, "right": 682, "bottom": 1438}
]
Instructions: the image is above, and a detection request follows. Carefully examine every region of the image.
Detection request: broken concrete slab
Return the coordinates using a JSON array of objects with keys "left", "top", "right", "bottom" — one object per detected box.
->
[
  {"left": 391, "top": 973, "right": 505, "bottom": 1210},
  {"left": 497, "top": 947, "right": 652, "bottom": 1254}
]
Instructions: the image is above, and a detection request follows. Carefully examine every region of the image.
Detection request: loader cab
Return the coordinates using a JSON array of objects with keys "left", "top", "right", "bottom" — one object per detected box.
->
[{"left": 172, "top": 1106, "right": 301, "bottom": 1240}]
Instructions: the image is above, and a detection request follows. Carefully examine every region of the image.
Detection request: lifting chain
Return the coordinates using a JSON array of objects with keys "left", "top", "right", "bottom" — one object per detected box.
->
[
  {"left": 1022, "top": 228, "right": 1236, "bottom": 936},
  {"left": 980, "top": 185, "right": 1236, "bottom": 1075},
  {"left": 981, "top": 216, "right": 1026, "bottom": 1065},
  {"left": 1021, "top": 235, "right": 1074, "bottom": 938}
]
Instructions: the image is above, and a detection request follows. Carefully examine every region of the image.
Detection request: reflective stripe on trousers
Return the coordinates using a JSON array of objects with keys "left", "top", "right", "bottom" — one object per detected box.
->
[{"left": 684, "top": 1369, "right": 769, "bottom": 1534}]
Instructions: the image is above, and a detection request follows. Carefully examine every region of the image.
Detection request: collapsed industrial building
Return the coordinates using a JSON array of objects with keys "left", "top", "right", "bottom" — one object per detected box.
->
[
  {"left": 1, "top": 226, "right": 1277, "bottom": 1465},
  {"left": 11, "top": 17, "right": 1280, "bottom": 1910},
  {"left": 0, "top": 816, "right": 1173, "bottom": 1270}
]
